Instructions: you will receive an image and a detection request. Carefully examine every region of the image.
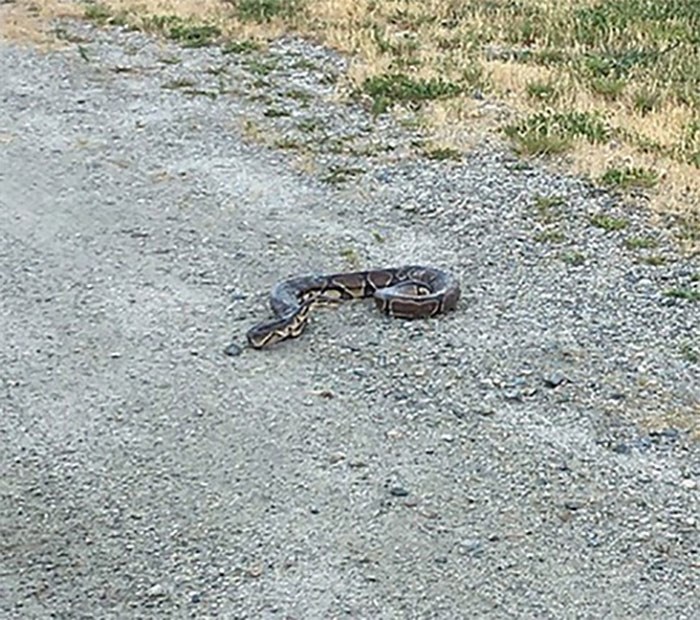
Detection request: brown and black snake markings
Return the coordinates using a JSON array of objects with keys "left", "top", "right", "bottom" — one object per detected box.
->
[{"left": 246, "top": 265, "right": 460, "bottom": 349}]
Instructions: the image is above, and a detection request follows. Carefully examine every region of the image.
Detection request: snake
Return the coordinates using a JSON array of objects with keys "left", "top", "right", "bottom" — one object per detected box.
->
[{"left": 246, "top": 265, "right": 460, "bottom": 348}]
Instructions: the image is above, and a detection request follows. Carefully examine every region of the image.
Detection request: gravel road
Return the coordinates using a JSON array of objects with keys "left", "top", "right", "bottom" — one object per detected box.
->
[{"left": 1, "top": 16, "right": 698, "bottom": 620}]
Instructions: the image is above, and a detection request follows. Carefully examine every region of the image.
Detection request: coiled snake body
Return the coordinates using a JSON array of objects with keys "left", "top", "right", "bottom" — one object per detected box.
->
[{"left": 247, "top": 265, "right": 460, "bottom": 348}]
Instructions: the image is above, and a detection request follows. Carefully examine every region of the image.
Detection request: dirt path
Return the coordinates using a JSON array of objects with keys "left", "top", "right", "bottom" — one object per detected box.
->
[{"left": 1, "top": 17, "right": 698, "bottom": 619}]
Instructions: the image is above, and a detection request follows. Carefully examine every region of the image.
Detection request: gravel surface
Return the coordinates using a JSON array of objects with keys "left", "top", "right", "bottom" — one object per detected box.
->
[{"left": 1, "top": 16, "right": 698, "bottom": 620}]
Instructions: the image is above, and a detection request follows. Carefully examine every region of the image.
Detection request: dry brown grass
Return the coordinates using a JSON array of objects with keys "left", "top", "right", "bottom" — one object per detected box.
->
[{"left": 2, "top": 0, "right": 698, "bottom": 249}]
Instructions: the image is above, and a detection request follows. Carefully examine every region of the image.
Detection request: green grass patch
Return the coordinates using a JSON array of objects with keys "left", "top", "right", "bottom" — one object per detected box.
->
[
  {"left": 561, "top": 251, "right": 585, "bottom": 266},
  {"left": 322, "top": 165, "right": 365, "bottom": 185},
  {"left": 362, "top": 73, "right": 462, "bottom": 115},
  {"left": 625, "top": 236, "right": 658, "bottom": 250},
  {"left": 680, "top": 342, "right": 699, "bottom": 364},
  {"left": 504, "top": 110, "right": 611, "bottom": 155},
  {"left": 142, "top": 15, "right": 220, "bottom": 47},
  {"left": 222, "top": 39, "right": 262, "bottom": 54},
  {"left": 534, "top": 229, "right": 566, "bottom": 244},
  {"left": 424, "top": 147, "right": 461, "bottom": 161},
  {"left": 590, "top": 213, "right": 628, "bottom": 231},
  {"left": 236, "top": 0, "right": 304, "bottom": 23},
  {"left": 639, "top": 255, "right": 666, "bottom": 266},
  {"left": 526, "top": 80, "right": 559, "bottom": 103},
  {"left": 263, "top": 107, "right": 291, "bottom": 118},
  {"left": 600, "top": 166, "right": 659, "bottom": 190},
  {"left": 663, "top": 287, "right": 700, "bottom": 302}
]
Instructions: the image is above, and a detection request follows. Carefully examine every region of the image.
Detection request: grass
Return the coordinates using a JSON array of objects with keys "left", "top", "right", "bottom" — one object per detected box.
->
[
  {"left": 663, "top": 287, "right": 700, "bottom": 302},
  {"left": 600, "top": 166, "right": 659, "bottom": 190},
  {"left": 590, "top": 213, "right": 628, "bottom": 231},
  {"left": 6, "top": 0, "right": 699, "bottom": 250}
]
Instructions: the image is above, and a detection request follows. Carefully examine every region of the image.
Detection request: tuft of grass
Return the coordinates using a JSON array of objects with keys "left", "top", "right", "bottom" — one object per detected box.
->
[
  {"left": 321, "top": 165, "right": 365, "bottom": 185},
  {"left": 638, "top": 255, "right": 666, "bottom": 266},
  {"left": 222, "top": 39, "right": 261, "bottom": 54},
  {"left": 263, "top": 107, "right": 290, "bottom": 118},
  {"left": 236, "top": 0, "right": 303, "bottom": 23},
  {"left": 589, "top": 77, "right": 626, "bottom": 100},
  {"left": 625, "top": 236, "right": 658, "bottom": 250},
  {"left": 561, "top": 251, "right": 585, "bottom": 266},
  {"left": 362, "top": 73, "right": 462, "bottom": 115},
  {"left": 504, "top": 110, "right": 611, "bottom": 155},
  {"left": 161, "top": 77, "right": 197, "bottom": 90},
  {"left": 663, "top": 287, "right": 700, "bottom": 302},
  {"left": 142, "top": 15, "right": 220, "bottom": 47},
  {"left": 526, "top": 80, "right": 559, "bottom": 103},
  {"left": 424, "top": 147, "right": 461, "bottom": 161},
  {"left": 533, "top": 194, "right": 566, "bottom": 220},
  {"left": 680, "top": 342, "right": 699, "bottom": 364},
  {"left": 600, "top": 166, "right": 659, "bottom": 190},
  {"left": 534, "top": 229, "right": 566, "bottom": 244},
  {"left": 590, "top": 213, "right": 628, "bottom": 231},
  {"left": 339, "top": 246, "right": 360, "bottom": 267}
]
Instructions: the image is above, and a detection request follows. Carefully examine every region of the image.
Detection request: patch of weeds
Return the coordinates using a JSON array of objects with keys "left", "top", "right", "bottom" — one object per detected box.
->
[
  {"left": 424, "top": 147, "right": 461, "bottom": 161},
  {"left": 526, "top": 80, "right": 559, "bottom": 103},
  {"left": 159, "top": 55, "right": 181, "bottom": 65},
  {"left": 625, "top": 236, "right": 658, "bottom": 250},
  {"left": 77, "top": 45, "right": 90, "bottom": 62},
  {"left": 285, "top": 89, "right": 312, "bottom": 104},
  {"left": 339, "top": 247, "right": 360, "bottom": 268},
  {"left": 263, "top": 107, "right": 291, "bottom": 118},
  {"left": 236, "top": 0, "right": 302, "bottom": 23},
  {"left": 633, "top": 88, "right": 662, "bottom": 115},
  {"left": 371, "top": 230, "right": 385, "bottom": 243},
  {"left": 680, "top": 342, "right": 699, "bottom": 364},
  {"left": 362, "top": 73, "right": 462, "bottom": 115},
  {"left": 639, "top": 255, "right": 666, "bottom": 266},
  {"left": 561, "top": 251, "right": 585, "bottom": 266},
  {"left": 183, "top": 89, "right": 218, "bottom": 100},
  {"left": 296, "top": 118, "right": 322, "bottom": 133},
  {"left": 503, "top": 110, "right": 611, "bottom": 156},
  {"left": 275, "top": 138, "right": 302, "bottom": 150},
  {"left": 143, "top": 15, "right": 220, "bottom": 48},
  {"left": 534, "top": 229, "right": 566, "bottom": 244},
  {"left": 663, "top": 287, "right": 700, "bottom": 302},
  {"left": 292, "top": 58, "right": 318, "bottom": 72},
  {"left": 222, "top": 40, "right": 261, "bottom": 54},
  {"left": 533, "top": 194, "right": 566, "bottom": 223},
  {"left": 590, "top": 213, "right": 628, "bottom": 231},
  {"left": 84, "top": 2, "right": 112, "bottom": 24},
  {"left": 322, "top": 165, "right": 365, "bottom": 185},
  {"left": 590, "top": 77, "right": 626, "bottom": 100},
  {"left": 161, "top": 78, "right": 197, "bottom": 90},
  {"left": 245, "top": 58, "right": 277, "bottom": 76},
  {"left": 600, "top": 166, "right": 659, "bottom": 190}
]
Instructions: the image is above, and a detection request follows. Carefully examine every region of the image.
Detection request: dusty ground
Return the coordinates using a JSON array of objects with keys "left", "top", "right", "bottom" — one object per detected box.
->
[{"left": 0, "top": 14, "right": 698, "bottom": 620}]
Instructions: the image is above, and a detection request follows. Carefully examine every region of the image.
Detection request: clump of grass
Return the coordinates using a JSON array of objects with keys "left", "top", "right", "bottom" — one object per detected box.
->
[
  {"left": 161, "top": 77, "right": 197, "bottom": 90},
  {"left": 142, "top": 15, "right": 220, "bottom": 47},
  {"left": 83, "top": 2, "right": 123, "bottom": 25},
  {"left": 504, "top": 110, "right": 611, "bottom": 155},
  {"left": 322, "top": 165, "right": 365, "bottom": 185},
  {"left": 590, "top": 213, "right": 628, "bottom": 231},
  {"left": 663, "top": 287, "right": 700, "bottom": 302},
  {"left": 680, "top": 342, "right": 699, "bottom": 364},
  {"left": 534, "top": 229, "right": 566, "bottom": 244},
  {"left": 263, "top": 107, "right": 290, "bottom": 118},
  {"left": 589, "top": 77, "right": 626, "bottom": 100},
  {"left": 625, "top": 236, "right": 658, "bottom": 250},
  {"left": 362, "top": 73, "right": 462, "bottom": 115},
  {"left": 638, "top": 255, "right": 666, "bottom": 266},
  {"left": 533, "top": 194, "right": 566, "bottom": 222},
  {"left": 236, "top": 0, "right": 303, "bottom": 23},
  {"left": 424, "top": 147, "right": 461, "bottom": 161},
  {"left": 222, "top": 40, "right": 261, "bottom": 54},
  {"left": 600, "top": 166, "right": 659, "bottom": 190},
  {"left": 526, "top": 80, "right": 559, "bottom": 103},
  {"left": 561, "top": 251, "right": 585, "bottom": 266}
]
